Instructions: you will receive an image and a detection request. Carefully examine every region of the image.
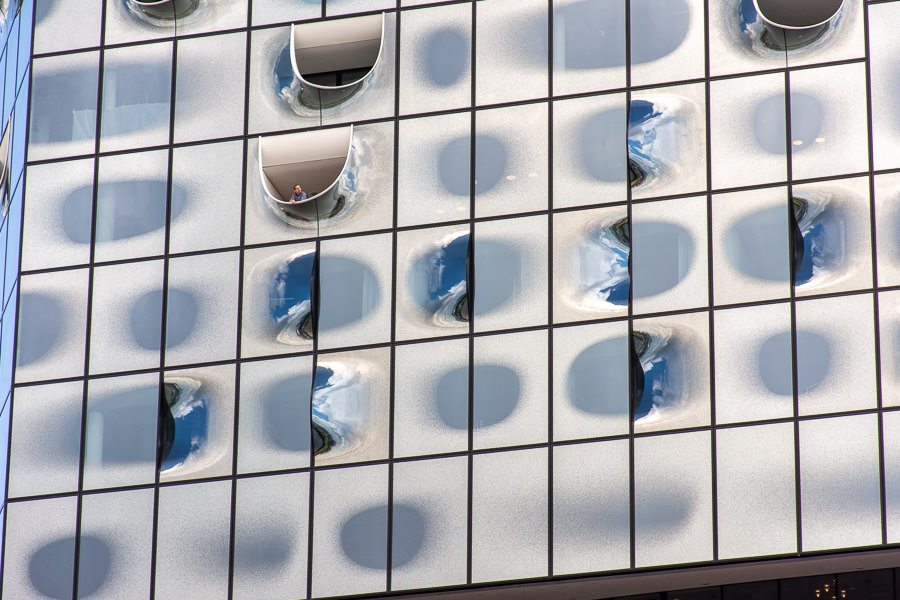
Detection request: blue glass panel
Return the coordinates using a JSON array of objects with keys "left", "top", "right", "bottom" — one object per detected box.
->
[
  {"left": 0, "top": 284, "right": 16, "bottom": 400},
  {"left": 11, "top": 77, "right": 28, "bottom": 186},
  {"left": 3, "top": 185, "right": 21, "bottom": 305},
  {"left": 0, "top": 216, "right": 7, "bottom": 303},
  {"left": 16, "top": 1, "right": 32, "bottom": 89},
  {"left": 0, "top": 398, "right": 10, "bottom": 505},
  {"left": 4, "top": 19, "right": 17, "bottom": 111}
]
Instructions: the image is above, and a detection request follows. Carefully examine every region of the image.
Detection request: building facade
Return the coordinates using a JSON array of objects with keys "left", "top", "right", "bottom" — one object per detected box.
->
[{"left": 4, "top": 0, "right": 900, "bottom": 598}]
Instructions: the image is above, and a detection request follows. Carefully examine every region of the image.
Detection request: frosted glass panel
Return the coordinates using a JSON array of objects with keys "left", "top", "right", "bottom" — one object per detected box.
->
[
  {"left": 472, "top": 448, "right": 548, "bottom": 582},
  {"left": 553, "top": 440, "right": 630, "bottom": 574},
  {"left": 391, "top": 457, "right": 468, "bottom": 590},
  {"left": 634, "top": 431, "right": 712, "bottom": 567},
  {"left": 34, "top": 0, "right": 102, "bottom": 54},
  {"left": 629, "top": 0, "right": 704, "bottom": 87},
  {"left": 155, "top": 481, "right": 232, "bottom": 600},
  {"left": 233, "top": 473, "right": 309, "bottom": 600},
  {"left": 870, "top": 1, "right": 900, "bottom": 171},
  {"left": 882, "top": 410, "right": 900, "bottom": 543},
  {"left": 716, "top": 423, "right": 796, "bottom": 559},
  {"left": 552, "top": 0, "right": 626, "bottom": 96},
  {"left": 799, "top": 414, "right": 881, "bottom": 551}
]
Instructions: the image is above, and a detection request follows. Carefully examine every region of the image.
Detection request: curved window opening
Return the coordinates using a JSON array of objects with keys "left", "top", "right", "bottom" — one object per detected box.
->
[
  {"left": 258, "top": 126, "right": 356, "bottom": 225},
  {"left": 158, "top": 378, "right": 208, "bottom": 471},
  {"left": 754, "top": 0, "right": 843, "bottom": 50},
  {"left": 580, "top": 217, "right": 630, "bottom": 308},
  {"left": 269, "top": 251, "right": 317, "bottom": 344},
  {"left": 410, "top": 232, "right": 471, "bottom": 325},
  {"left": 792, "top": 194, "right": 847, "bottom": 287},
  {"left": 630, "top": 329, "right": 689, "bottom": 423},
  {"left": 131, "top": 0, "right": 199, "bottom": 20},
  {"left": 290, "top": 13, "right": 385, "bottom": 108}
]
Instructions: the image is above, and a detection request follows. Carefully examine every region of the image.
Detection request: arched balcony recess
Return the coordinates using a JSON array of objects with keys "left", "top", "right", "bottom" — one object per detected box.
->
[
  {"left": 131, "top": 0, "right": 199, "bottom": 20},
  {"left": 753, "top": 0, "right": 844, "bottom": 49},
  {"left": 290, "top": 13, "right": 385, "bottom": 108},
  {"left": 258, "top": 125, "right": 357, "bottom": 225}
]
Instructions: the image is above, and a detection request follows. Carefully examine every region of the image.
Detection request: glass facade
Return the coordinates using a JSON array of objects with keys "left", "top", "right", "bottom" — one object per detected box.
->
[{"left": 3, "top": 0, "right": 900, "bottom": 598}]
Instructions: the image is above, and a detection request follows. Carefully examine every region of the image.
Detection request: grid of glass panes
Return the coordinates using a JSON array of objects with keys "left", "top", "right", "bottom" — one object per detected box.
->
[{"left": 6, "top": 0, "right": 900, "bottom": 599}]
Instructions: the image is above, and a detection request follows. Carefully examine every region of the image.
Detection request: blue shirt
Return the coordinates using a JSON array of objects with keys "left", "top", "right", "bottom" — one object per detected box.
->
[{"left": 290, "top": 191, "right": 308, "bottom": 203}]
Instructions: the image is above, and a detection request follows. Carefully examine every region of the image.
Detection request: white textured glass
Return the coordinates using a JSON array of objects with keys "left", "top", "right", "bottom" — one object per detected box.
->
[
  {"left": 879, "top": 290, "right": 900, "bottom": 408},
  {"left": 244, "top": 123, "right": 395, "bottom": 245},
  {"left": 103, "top": 0, "right": 247, "bottom": 46},
  {"left": 99, "top": 42, "right": 172, "bottom": 153},
  {"left": 318, "top": 233, "right": 393, "bottom": 350},
  {"left": 870, "top": 1, "right": 900, "bottom": 171},
  {"left": 714, "top": 303, "right": 794, "bottom": 424},
  {"left": 174, "top": 32, "right": 245, "bottom": 143},
  {"left": 238, "top": 355, "right": 313, "bottom": 474},
  {"left": 474, "top": 215, "right": 548, "bottom": 332},
  {"left": 155, "top": 481, "right": 232, "bottom": 600},
  {"left": 15, "top": 269, "right": 88, "bottom": 384},
  {"left": 634, "top": 431, "right": 712, "bottom": 567},
  {"left": 799, "top": 414, "right": 881, "bottom": 551},
  {"left": 247, "top": 26, "right": 297, "bottom": 135},
  {"left": 399, "top": 2, "right": 471, "bottom": 115},
  {"left": 311, "top": 464, "right": 388, "bottom": 598},
  {"left": 33, "top": 0, "right": 102, "bottom": 54},
  {"left": 552, "top": 0, "right": 626, "bottom": 96},
  {"left": 94, "top": 149, "right": 169, "bottom": 263},
  {"left": 326, "top": 0, "right": 395, "bottom": 15},
  {"left": 553, "top": 206, "right": 629, "bottom": 324},
  {"left": 472, "top": 448, "right": 548, "bottom": 582},
  {"left": 716, "top": 423, "right": 797, "bottom": 559},
  {"left": 393, "top": 338, "right": 469, "bottom": 458},
  {"left": 169, "top": 141, "right": 243, "bottom": 254},
  {"left": 710, "top": 72, "right": 786, "bottom": 189},
  {"left": 89, "top": 260, "right": 164, "bottom": 375},
  {"left": 83, "top": 372, "right": 159, "bottom": 490},
  {"left": 712, "top": 187, "right": 790, "bottom": 305},
  {"left": 882, "top": 410, "right": 900, "bottom": 543},
  {"left": 241, "top": 242, "right": 315, "bottom": 359},
  {"left": 159, "top": 363, "right": 235, "bottom": 483},
  {"left": 475, "top": 0, "right": 547, "bottom": 105},
  {"left": 789, "top": 63, "right": 868, "bottom": 181},
  {"left": 29, "top": 51, "right": 99, "bottom": 162},
  {"left": 708, "top": 0, "right": 863, "bottom": 77},
  {"left": 474, "top": 102, "right": 548, "bottom": 218},
  {"left": 553, "top": 93, "right": 627, "bottom": 210},
  {"left": 391, "top": 457, "right": 468, "bottom": 590},
  {"left": 252, "top": 0, "right": 319, "bottom": 25},
  {"left": 164, "top": 251, "right": 239, "bottom": 367},
  {"left": 78, "top": 489, "right": 154, "bottom": 600},
  {"left": 397, "top": 111, "right": 471, "bottom": 227},
  {"left": 632, "top": 196, "right": 708, "bottom": 315},
  {"left": 473, "top": 329, "right": 548, "bottom": 450},
  {"left": 553, "top": 440, "right": 630, "bottom": 574},
  {"left": 233, "top": 473, "right": 309, "bottom": 600},
  {"left": 875, "top": 172, "right": 900, "bottom": 288},
  {"left": 2, "top": 497, "right": 76, "bottom": 600},
  {"left": 395, "top": 225, "right": 469, "bottom": 341},
  {"left": 21, "top": 158, "right": 94, "bottom": 271},
  {"left": 7, "top": 381, "right": 82, "bottom": 498},
  {"left": 792, "top": 176, "right": 872, "bottom": 297},
  {"left": 553, "top": 321, "right": 629, "bottom": 441},
  {"left": 630, "top": 0, "right": 704, "bottom": 86},
  {"left": 314, "top": 347, "right": 391, "bottom": 467},
  {"left": 795, "top": 294, "right": 876, "bottom": 416},
  {"left": 631, "top": 83, "right": 706, "bottom": 200}
]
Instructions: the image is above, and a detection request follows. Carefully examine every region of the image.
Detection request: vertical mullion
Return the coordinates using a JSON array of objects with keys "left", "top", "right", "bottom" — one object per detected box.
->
[
  {"left": 546, "top": 0, "right": 554, "bottom": 580},
  {"left": 466, "top": 0, "right": 476, "bottom": 586},
  {"left": 625, "top": 0, "right": 636, "bottom": 573}
]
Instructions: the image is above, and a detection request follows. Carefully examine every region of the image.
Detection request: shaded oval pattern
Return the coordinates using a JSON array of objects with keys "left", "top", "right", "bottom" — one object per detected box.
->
[
  {"left": 160, "top": 377, "right": 209, "bottom": 471},
  {"left": 632, "top": 329, "right": 687, "bottom": 422},
  {"left": 753, "top": 93, "right": 823, "bottom": 155},
  {"left": 131, "top": 288, "right": 198, "bottom": 350},
  {"left": 62, "top": 181, "right": 187, "bottom": 244},
  {"left": 312, "top": 363, "right": 372, "bottom": 458},
  {"left": 759, "top": 330, "right": 831, "bottom": 396},
  {"left": 472, "top": 239, "right": 520, "bottom": 317},
  {"left": 340, "top": 505, "right": 425, "bottom": 569},
  {"left": 262, "top": 366, "right": 335, "bottom": 453},
  {"left": 88, "top": 384, "right": 159, "bottom": 465},
  {"left": 568, "top": 337, "right": 629, "bottom": 416},
  {"left": 580, "top": 106, "right": 628, "bottom": 183},
  {"left": 424, "top": 27, "right": 468, "bottom": 86},
  {"left": 553, "top": 0, "right": 689, "bottom": 69},
  {"left": 235, "top": 527, "right": 294, "bottom": 570},
  {"left": 29, "top": 536, "right": 110, "bottom": 599},
  {"left": 409, "top": 232, "right": 469, "bottom": 325},
  {"left": 579, "top": 218, "right": 630, "bottom": 308},
  {"left": 792, "top": 194, "right": 846, "bottom": 287},
  {"left": 318, "top": 256, "right": 380, "bottom": 332},
  {"left": 631, "top": 221, "right": 694, "bottom": 298},
  {"left": 16, "top": 293, "right": 62, "bottom": 366},
  {"left": 725, "top": 204, "right": 791, "bottom": 282},
  {"left": 436, "top": 364, "right": 520, "bottom": 429},
  {"left": 269, "top": 252, "right": 316, "bottom": 344},
  {"left": 438, "top": 135, "right": 507, "bottom": 196}
]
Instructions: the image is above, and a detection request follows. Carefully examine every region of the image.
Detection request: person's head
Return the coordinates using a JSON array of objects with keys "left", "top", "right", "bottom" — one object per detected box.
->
[{"left": 294, "top": 185, "right": 302, "bottom": 194}]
